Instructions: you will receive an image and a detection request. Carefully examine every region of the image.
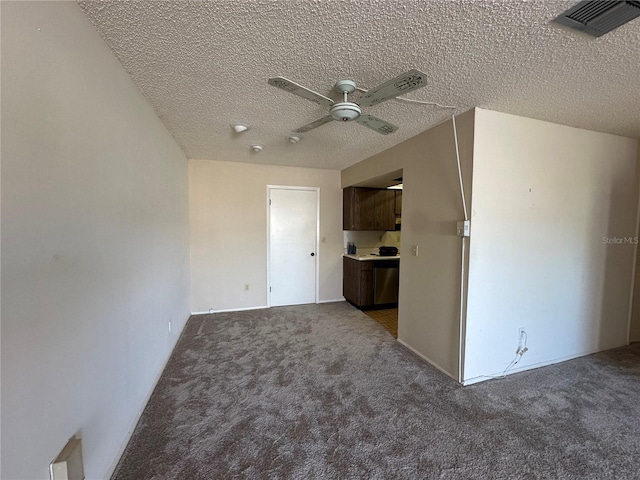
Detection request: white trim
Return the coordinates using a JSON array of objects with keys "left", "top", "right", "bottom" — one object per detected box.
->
[
  {"left": 461, "top": 347, "right": 619, "bottom": 386},
  {"left": 191, "top": 305, "right": 269, "bottom": 315},
  {"left": 318, "top": 298, "right": 346, "bottom": 304},
  {"left": 397, "top": 339, "right": 458, "bottom": 382},
  {"left": 315, "top": 188, "right": 321, "bottom": 303},
  {"left": 266, "top": 185, "right": 320, "bottom": 307},
  {"left": 105, "top": 314, "right": 190, "bottom": 478}
]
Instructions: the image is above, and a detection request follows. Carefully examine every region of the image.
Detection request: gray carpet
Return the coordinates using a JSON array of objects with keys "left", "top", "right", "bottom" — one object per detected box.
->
[{"left": 112, "top": 302, "right": 640, "bottom": 479}]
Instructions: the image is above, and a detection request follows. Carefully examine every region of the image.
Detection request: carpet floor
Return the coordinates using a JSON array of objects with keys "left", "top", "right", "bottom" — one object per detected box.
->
[{"left": 112, "top": 302, "right": 640, "bottom": 480}]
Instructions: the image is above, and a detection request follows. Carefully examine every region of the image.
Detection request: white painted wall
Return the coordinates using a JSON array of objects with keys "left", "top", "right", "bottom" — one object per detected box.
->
[
  {"left": 1, "top": 3, "right": 190, "bottom": 479},
  {"left": 189, "top": 159, "right": 343, "bottom": 313},
  {"left": 341, "top": 111, "right": 475, "bottom": 379},
  {"left": 464, "top": 109, "right": 639, "bottom": 382}
]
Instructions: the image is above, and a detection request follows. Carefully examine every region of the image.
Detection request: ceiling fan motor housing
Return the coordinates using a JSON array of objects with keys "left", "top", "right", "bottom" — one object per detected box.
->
[{"left": 330, "top": 102, "right": 361, "bottom": 122}]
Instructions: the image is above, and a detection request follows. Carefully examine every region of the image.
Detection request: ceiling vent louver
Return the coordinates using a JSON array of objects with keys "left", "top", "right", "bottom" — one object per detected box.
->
[{"left": 555, "top": 1, "right": 640, "bottom": 37}]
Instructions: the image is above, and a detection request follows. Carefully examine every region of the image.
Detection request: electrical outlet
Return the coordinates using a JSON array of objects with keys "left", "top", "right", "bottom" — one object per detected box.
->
[
  {"left": 244, "top": 284, "right": 250, "bottom": 291},
  {"left": 411, "top": 245, "right": 419, "bottom": 256}
]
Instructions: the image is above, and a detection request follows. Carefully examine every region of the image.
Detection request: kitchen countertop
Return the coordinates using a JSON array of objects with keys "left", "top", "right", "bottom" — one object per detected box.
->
[{"left": 344, "top": 254, "right": 400, "bottom": 261}]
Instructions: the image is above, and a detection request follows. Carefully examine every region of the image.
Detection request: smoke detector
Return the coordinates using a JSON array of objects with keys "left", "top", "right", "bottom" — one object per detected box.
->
[{"left": 231, "top": 123, "right": 249, "bottom": 133}]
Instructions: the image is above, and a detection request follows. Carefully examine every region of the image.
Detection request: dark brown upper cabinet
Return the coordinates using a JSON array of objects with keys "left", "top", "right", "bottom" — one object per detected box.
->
[
  {"left": 394, "top": 190, "right": 402, "bottom": 216},
  {"left": 343, "top": 187, "right": 396, "bottom": 231}
]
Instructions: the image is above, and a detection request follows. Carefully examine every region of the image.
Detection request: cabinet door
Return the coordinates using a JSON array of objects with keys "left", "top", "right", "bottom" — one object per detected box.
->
[
  {"left": 354, "top": 188, "right": 376, "bottom": 230},
  {"left": 359, "top": 261, "right": 374, "bottom": 306},
  {"left": 343, "top": 188, "right": 355, "bottom": 230},
  {"left": 343, "top": 187, "right": 396, "bottom": 231},
  {"left": 343, "top": 257, "right": 374, "bottom": 306},
  {"left": 375, "top": 189, "right": 396, "bottom": 230},
  {"left": 395, "top": 190, "right": 402, "bottom": 215},
  {"left": 343, "top": 257, "right": 360, "bottom": 303}
]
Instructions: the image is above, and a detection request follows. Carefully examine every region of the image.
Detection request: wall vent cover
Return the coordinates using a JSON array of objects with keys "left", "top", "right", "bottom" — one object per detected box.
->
[{"left": 555, "top": 1, "right": 640, "bottom": 37}]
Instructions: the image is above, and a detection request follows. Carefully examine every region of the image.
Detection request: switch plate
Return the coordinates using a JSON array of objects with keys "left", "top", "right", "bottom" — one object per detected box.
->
[{"left": 411, "top": 245, "right": 418, "bottom": 256}]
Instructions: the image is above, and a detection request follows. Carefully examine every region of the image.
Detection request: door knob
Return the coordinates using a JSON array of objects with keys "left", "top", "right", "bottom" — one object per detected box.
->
[{"left": 310, "top": 252, "right": 315, "bottom": 256}]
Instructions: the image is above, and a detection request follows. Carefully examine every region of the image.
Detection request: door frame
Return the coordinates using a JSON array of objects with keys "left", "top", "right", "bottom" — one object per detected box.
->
[{"left": 266, "top": 185, "right": 320, "bottom": 307}]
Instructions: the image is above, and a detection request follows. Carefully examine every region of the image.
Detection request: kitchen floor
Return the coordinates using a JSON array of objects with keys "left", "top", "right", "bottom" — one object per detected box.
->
[{"left": 364, "top": 307, "right": 398, "bottom": 338}]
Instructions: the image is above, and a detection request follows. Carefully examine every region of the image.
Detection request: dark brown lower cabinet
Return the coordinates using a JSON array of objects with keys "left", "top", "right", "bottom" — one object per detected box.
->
[{"left": 343, "top": 257, "right": 374, "bottom": 307}]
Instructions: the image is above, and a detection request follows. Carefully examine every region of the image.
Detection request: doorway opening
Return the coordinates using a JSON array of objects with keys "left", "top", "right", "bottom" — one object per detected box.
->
[{"left": 344, "top": 169, "right": 403, "bottom": 337}]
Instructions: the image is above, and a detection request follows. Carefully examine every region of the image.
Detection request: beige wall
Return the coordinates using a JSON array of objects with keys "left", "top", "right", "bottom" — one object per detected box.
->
[
  {"left": 341, "top": 110, "right": 475, "bottom": 379},
  {"left": 1, "top": 3, "right": 190, "bottom": 479},
  {"left": 464, "top": 109, "right": 639, "bottom": 382},
  {"left": 343, "top": 108, "right": 640, "bottom": 383},
  {"left": 189, "top": 160, "right": 343, "bottom": 313}
]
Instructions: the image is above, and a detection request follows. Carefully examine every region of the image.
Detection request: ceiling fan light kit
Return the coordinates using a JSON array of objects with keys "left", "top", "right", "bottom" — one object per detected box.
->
[
  {"left": 330, "top": 102, "right": 361, "bottom": 122},
  {"left": 267, "top": 69, "right": 427, "bottom": 136}
]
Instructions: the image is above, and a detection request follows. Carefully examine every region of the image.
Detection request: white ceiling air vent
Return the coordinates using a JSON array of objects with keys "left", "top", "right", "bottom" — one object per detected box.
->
[{"left": 555, "top": 1, "right": 640, "bottom": 37}]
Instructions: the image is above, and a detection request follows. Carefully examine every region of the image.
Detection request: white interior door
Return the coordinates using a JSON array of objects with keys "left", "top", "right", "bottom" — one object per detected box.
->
[{"left": 269, "top": 187, "right": 318, "bottom": 307}]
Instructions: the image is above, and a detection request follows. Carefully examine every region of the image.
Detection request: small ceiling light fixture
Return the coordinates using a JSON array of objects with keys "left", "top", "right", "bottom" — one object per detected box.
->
[
  {"left": 288, "top": 135, "right": 302, "bottom": 144},
  {"left": 251, "top": 144, "right": 264, "bottom": 153},
  {"left": 231, "top": 123, "right": 249, "bottom": 133}
]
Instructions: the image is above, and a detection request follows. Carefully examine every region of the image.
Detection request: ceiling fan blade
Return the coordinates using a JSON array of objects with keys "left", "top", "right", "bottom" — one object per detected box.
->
[
  {"left": 268, "top": 77, "right": 334, "bottom": 107},
  {"left": 358, "top": 69, "right": 427, "bottom": 108},
  {"left": 355, "top": 114, "right": 399, "bottom": 135},
  {"left": 294, "top": 116, "right": 334, "bottom": 133}
]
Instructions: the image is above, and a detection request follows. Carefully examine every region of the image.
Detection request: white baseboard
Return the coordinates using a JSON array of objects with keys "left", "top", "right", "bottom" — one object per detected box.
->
[
  {"left": 104, "top": 314, "right": 190, "bottom": 478},
  {"left": 461, "top": 346, "right": 619, "bottom": 386},
  {"left": 192, "top": 301, "right": 346, "bottom": 315},
  {"left": 191, "top": 305, "right": 269, "bottom": 315},
  {"left": 397, "top": 338, "right": 458, "bottom": 382},
  {"left": 317, "top": 298, "right": 346, "bottom": 304}
]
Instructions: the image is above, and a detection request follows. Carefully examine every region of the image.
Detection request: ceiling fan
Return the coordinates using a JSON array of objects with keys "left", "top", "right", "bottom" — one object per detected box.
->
[{"left": 267, "top": 69, "right": 427, "bottom": 135}]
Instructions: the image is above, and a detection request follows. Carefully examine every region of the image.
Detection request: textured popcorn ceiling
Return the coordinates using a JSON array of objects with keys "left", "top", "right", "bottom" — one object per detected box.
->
[{"left": 78, "top": 0, "right": 640, "bottom": 170}]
